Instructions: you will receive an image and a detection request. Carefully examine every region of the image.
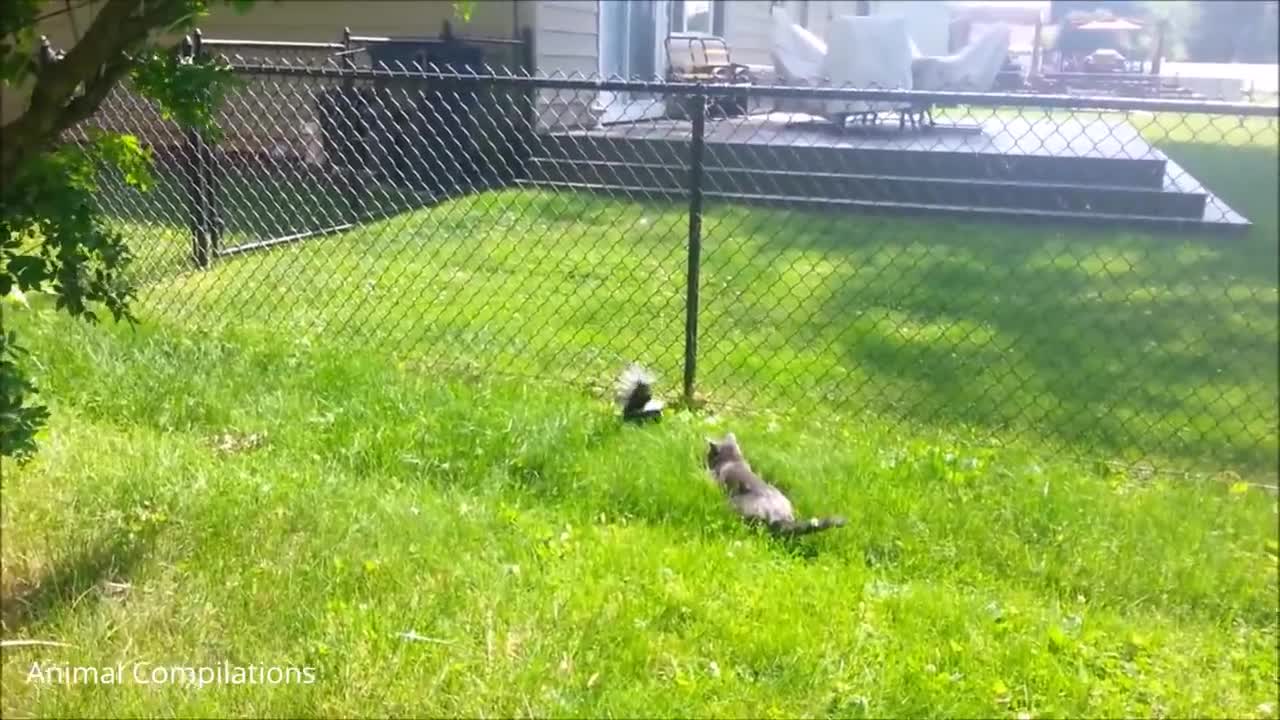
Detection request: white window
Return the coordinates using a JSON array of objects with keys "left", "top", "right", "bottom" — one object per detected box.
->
[{"left": 673, "top": 1, "right": 717, "bottom": 35}]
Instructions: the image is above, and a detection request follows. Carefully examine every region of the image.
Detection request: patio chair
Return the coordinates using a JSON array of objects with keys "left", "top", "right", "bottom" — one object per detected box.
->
[
  {"left": 666, "top": 34, "right": 753, "bottom": 118},
  {"left": 910, "top": 24, "right": 1012, "bottom": 93},
  {"left": 771, "top": 9, "right": 827, "bottom": 83},
  {"left": 666, "top": 33, "right": 753, "bottom": 83},
  {"left": 904, "top": 26, "right": 1011, "bottom": 129},
  {"left": 771, "top": 11, "right": 917, "bottom": 130}
]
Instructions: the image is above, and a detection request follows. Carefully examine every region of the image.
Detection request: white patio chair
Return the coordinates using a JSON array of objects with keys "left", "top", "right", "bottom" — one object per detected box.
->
[{"left": 771, "top": 11, "right": 915, "bottom": 127}]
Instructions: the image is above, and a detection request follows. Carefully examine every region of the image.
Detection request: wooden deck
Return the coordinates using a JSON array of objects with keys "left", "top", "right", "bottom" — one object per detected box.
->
[
  {"left": 534, "top": 112, "right": 1247, "bottom": 231},
  {"left": 563, "top": 112, "right": 1167, "bottom": 162}
]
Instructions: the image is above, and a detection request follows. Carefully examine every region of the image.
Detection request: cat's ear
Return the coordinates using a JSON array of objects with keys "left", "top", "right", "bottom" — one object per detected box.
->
[
  {"left": 706, "top": 438, "right": 718, "bottom": 453},
  {"left": 724, "top": 432, "right": 737, "bottom": 445}
]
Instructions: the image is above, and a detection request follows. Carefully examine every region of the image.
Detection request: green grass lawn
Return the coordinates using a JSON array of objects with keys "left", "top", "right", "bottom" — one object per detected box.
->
[
  {"left": 87, "top": 109, "right": 1280, "bottom": 477},
  {"left": 95, "top": 167, "right": 428, "bottom": 285},
  {"left": 2, "top": 311, "right": 1277, "bottom": 717},
  {"left": 2, "top": 114, "right": 1277, "bottom": 717},
  {"left": 99, "top": 150, "right": 1280, "bottom": 476}
]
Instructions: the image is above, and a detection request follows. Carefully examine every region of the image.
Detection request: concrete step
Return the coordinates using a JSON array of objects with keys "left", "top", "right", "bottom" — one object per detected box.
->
[
  {"left": 532, "top": 135, "right": 1170, "bottom": 189},
  {"left": 516, "top": 177, "right": 1247, "bottom": 235},
  {"left": 525, "top": 158, "right": 1208, "bottom": 220}
]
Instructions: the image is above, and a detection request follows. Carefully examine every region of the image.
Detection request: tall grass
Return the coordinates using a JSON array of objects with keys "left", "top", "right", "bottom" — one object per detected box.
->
[
  {"left": 2, "top": 310, "right": 1276, "bottom": 717},
  {"left": 2, "top": 107, "right": 1275, "bottom": 718}
]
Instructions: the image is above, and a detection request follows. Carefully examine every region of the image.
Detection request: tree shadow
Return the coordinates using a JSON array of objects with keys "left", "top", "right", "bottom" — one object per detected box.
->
[
  {"left": 696, "top": 138, "right": 1279, "bottom": 473},
  {"left": 1, "top": 531, "right": 152, "bottom": 635},
  {"left": 809, "top": 238, "right": 1275, "bottom": 470},
  {"left": 97, "top": 160, "right": 436, "bottom": 260}
]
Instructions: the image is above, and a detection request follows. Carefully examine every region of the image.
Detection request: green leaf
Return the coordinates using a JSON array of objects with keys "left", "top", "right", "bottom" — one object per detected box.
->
[
  {"left": 453, "top": 0, "right": 476, "bottom": 22},
  {"left": 88, "top": 132, "right": 154, "bottom": 191},
  {"left": 8, "top": 255, "right": 47, "bottom": 289},
  {"left": 129, "top": 48, "right": 239, "bottom": 139},
  {"left": 0, "top": 330, "right": 50, "bottom": 462}
]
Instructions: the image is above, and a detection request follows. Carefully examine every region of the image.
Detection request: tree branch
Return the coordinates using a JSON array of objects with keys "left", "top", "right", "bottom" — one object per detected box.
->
[
  {"left": 55, "top": 57, "right": 133, "bottom": 134},
  {"left": 0, "top": 0, "right": 197, "bottom": 185}
]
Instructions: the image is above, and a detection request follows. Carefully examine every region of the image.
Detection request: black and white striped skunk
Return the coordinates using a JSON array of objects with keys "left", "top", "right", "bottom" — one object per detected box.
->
[{"left": 615, "top": 363, "right": 664, "bottom": 422}]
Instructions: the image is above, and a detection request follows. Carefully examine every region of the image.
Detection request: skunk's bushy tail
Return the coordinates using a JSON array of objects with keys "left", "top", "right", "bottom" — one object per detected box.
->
[
  {"left": 769, "top": 516, "right": 847, "bottom": 537},
  {"left": 616, "top": 364, "right": 662, "bottom": 421}
]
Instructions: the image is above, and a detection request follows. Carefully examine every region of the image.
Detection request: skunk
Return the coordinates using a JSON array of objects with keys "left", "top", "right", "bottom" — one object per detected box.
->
[{"left": 615, "top": 363, "right": 664, "bottom": 422}]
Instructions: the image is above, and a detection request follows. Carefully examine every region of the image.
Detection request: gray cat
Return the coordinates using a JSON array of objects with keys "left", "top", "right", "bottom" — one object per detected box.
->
[{"left": 705, "top": 433, "right": 847, "bottom": 537}]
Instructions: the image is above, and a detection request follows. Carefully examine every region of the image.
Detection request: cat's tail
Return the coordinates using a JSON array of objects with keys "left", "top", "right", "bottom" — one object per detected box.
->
[
  {"left": 616, "top": 363, "right": 664, "bottom": 422},
  {"left": 770, "top": 516, "right": 847, "bottom": 537}
]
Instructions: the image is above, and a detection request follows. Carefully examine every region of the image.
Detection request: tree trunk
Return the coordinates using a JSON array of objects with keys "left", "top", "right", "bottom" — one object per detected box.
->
[{"left": 0, "top": 0, "right": 193, "bottom": 188}]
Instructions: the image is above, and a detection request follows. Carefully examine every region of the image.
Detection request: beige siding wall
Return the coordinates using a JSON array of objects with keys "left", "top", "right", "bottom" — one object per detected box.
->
[
  {"left": 3, "top": 1, "right": 522, "bottom": 137},
  {"left": 533, "top": 0, "right": 600, "bottom": 130},
  {"left": 804, "top": 0, "right": 863, "bottom": 43},
  {"left": 721, "top": 0, "right": 774, "bottom": 66},
  {"left": 197, "top": 1, "right": 517, "bottom": 43},
  {"left": 534, "top": 0, "right": 597, "bottom": 73},
  {"left": 194, "top": 2, "right": 525, "bottom": 155}
]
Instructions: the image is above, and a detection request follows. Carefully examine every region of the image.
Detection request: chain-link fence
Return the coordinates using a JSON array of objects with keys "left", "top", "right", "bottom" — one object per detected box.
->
[{"left": 72, "top": 50, "right": 1279, "bottom": 480}]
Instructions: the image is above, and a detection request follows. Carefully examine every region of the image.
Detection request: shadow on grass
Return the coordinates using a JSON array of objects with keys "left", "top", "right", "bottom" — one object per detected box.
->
[
  {"left": 88, "top": 131, "right": 1278, "bottom": 476},
  {"left": 97, "top": 161, "right": 440, "bottom": 277},
  {"left": 1, "top": 531, "right": 153, "bottom": 635},
  {"left": 700, "top": 140, "right": 1279, "bottom": 473}
]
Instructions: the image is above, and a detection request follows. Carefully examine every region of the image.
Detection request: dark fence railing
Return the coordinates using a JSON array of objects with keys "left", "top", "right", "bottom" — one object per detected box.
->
[{"left": 71, "top": 55, "right": 1280, "bottom": 480}]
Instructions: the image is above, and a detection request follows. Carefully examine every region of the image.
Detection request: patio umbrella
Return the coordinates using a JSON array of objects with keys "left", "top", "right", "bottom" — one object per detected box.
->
[{"left": 1077, "top": 19, "right": 1144, "bottom": 32}]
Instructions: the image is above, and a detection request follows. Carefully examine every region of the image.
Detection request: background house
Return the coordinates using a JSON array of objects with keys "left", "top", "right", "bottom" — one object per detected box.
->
[
  {"left": 6, "top": 0, "right": 1044, "bottom": 148},
  {"left": 186, "top": 1, "right": 778, "bottom": 85},
  {"left": 4, "top": 1, "right": 778, "bottom": 130},
  {"left": 5, "top": 1, "right": 1035, "bottom": 130}
]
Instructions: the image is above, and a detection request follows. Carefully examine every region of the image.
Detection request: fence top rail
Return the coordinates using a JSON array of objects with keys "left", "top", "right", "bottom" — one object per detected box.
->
[
  {"left": 221, "top": 59, "right": 1280, "bottom": 117},
  {"left": 200, "top": 38, "right": 346, "bottom": 50},
  {"left": 348, "top": 34, "right": 525, "bottom": 47},
  {"left": 1044, "top": 71, "right": 1165, "bottom": 81}
]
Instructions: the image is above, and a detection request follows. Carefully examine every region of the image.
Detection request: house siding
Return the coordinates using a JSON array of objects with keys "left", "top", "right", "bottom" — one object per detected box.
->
[
  {"left": 190, "top": 2, "right": 515, "bottom": 160},
  {"left": 534, "top": 0, "right": 598, "bottom": 73},
  {"left": 533, "top": 0, "right": 601, "bottom": 130},
  {"left": 803, "top": 1, "right": 864, "bottom": 43},
  {"left": 721, "top": 1, "right": 775, "bottom": 66},
  {"left": 869, "top": 0, "right": 951, "bottom": 55},
  {"left": 196, "top": 1, "right": 517, "bottom": 43},
  {"left": 5, "top": 2, "right": 525, "bottom": 151}
]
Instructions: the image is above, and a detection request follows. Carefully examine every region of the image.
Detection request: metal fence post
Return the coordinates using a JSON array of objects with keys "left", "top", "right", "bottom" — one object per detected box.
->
[
  {"left": 193, "top": 29, "right": 224, "bottom": 259},
  {"left": 682, "top": 90, "right": 706, "bottom": 406},
  {"left": 517, "top": 25, "right": 536, "bottom": 179},
  {"left": 37, "top": 35, "right": 57, "bottom": 66},
  {"left": 181, "top": 34, "right": 212, "bottom": 269},
  {"left": 342, "top": 27, "right": 369, "bottom": 223}
]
